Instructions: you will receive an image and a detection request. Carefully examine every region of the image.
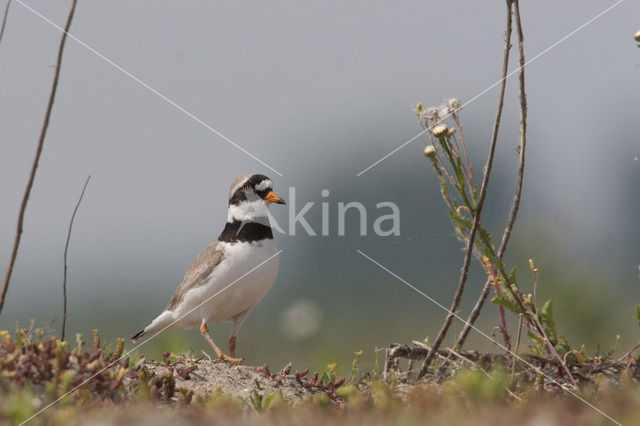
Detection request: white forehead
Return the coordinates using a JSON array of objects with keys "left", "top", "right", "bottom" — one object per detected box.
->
[
  {"left": 228, "top": 174, "right": 252, "bottom": 199},
  {"left": 255, "top": 179, "right": 273, "bottom": 192}
]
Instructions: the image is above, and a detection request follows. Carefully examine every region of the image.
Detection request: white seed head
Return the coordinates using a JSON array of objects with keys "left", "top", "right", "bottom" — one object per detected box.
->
[
  {"left": 635, "top": 30, "right": 640, "bottom": 42},
  {"left": 432, "top": 124, "right": 448, "bottom": 137},
  {"left": 424, "top": 106, "right": 439, "bottom": 118},
  {"left": 448, "top": 98, "right": 461, "bottom": 109},
  {"left": 424, "top": 145, "right": 437, "bottom": 157},
  {"left": 439, "top": 107, "right": 451, "bottom": 118},
  {"left": 448, "top": 128, "right": 456, "bottom": 136}
]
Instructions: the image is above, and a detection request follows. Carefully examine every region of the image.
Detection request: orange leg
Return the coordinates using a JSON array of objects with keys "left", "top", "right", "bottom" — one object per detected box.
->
[
  {"left": 199, "top": 323, "right": 243, "bottom": 364},
  {"left": 229, "top": 335, "right": 237, "bottom": 358}
]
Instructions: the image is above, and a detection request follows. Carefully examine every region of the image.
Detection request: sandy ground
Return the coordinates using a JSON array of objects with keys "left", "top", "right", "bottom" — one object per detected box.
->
[{"left": 144, "top": 359, "right": 317, "bottom": 402}]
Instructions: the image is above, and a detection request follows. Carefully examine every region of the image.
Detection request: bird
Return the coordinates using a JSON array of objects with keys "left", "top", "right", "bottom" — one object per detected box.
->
[{"left": 131, "top": 174, "right": 285, "bottom": 363}]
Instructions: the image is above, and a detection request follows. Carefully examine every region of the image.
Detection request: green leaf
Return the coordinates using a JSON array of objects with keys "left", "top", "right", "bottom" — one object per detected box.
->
[
  {"left": 491, "top": 295, "right": 523, "bottom": 314},
  {"left": 438, "top": 136, "right": 451, "bottom": 157},
  {"left": 478, "top": 226, "right": 495, "bottom": 253},
  {"left": 262, "top": 393, "right": 276, "bottom": 410},
  {"left": 540, "top": 300, "right": 558, "bottom": 343},
  {"left": 472, "top": 185, "right": 479, "bottom": 207},
  {"left": 449, "top": 211, "right": 473, "bottom": 229},
  {"left": 556, "top": 336, "right": 571, "bottom": 357},
  {"left": 478, "top": 235, "right": 502, "bottom": 271},
  {"left": 509, "top": 267, "right": 517, "bottom": 286},
  {"left": 527, "top": 331, "right": 545, "bottom": 356},
  {"left": 455, "top": 157, "right": 465, "bottom": 188}
]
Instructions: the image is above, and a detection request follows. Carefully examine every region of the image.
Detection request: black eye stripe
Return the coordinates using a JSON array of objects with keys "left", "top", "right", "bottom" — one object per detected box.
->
[{"left": 228, "top": 174, "right": 274, "bottom": 205}]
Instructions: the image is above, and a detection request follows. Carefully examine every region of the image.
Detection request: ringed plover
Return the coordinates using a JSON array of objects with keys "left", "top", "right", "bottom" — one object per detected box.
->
[{"left": 131, "top": 174, "right": 285, "bottom": 363}]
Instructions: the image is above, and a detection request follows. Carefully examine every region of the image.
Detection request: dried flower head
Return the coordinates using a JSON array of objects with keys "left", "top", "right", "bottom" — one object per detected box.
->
[
  {"left": 635, "top": 30, "right": 640, "bottom": 42},
  {"left": 432, "top": 124, "right": 448, "bottom": 137},
  {"left": 439, "top": 107, "right": 451, "bottom": 118},
  {"left": 448, "top": 128, "right": 456, "bottom": 136},
  {"left": 448, "top": 98, "right": 461, "bottom": 109},
  {"left": 424, "top": 106, "right": 439, "bottom": 119},
  {"left": 415, "top": 103, "right": 423, "bottom": 116},
  {"left": 424, "top": 145, "right": 437, "bottom": 157}
]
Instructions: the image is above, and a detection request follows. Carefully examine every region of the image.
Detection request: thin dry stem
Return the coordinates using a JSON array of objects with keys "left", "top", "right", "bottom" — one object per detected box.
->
[
  {"left": 61, "top": 175, "right": 91, "bottom": 341},
  {"left": 614, "top": 342, "right": 640, "bottom": 364},
  {"left": 502, "top": 0, "right": 528, "bottom": 253},
  {"left": 0, "top": 0, "right": 78, "bottom": 317},
  {"left": 455, "top": 0, "right": 528, "bottom": 350},
  {"left": 590, "top": 342, "right": 640, "bottom": 373},
  {"left": 0, "top": 0, "right": 11, "bottom": 46},
  {"left": 531, "top": 307, "right": 578, "bottom": 387},
  {"left": 532, "top": 265, "right": 540, "bottom": 310},
  {"left": 511, "top": 314, "right": 523, "bottom": 382},
  {"left": 417, "top": 0, "right": 514, "bottom": 379}
]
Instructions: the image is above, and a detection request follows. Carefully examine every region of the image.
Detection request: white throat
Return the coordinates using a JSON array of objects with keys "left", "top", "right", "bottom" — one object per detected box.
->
[{"left": 227, "top": 199, "right": 271, "bottom": 224}]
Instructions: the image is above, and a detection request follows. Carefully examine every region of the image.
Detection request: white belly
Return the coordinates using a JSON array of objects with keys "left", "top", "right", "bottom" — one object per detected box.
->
[{"left": 174, "top": 239, "right": 279, "bottom": 328}]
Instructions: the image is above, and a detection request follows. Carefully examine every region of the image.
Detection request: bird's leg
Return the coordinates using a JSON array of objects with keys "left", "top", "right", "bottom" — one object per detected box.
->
[
  {"left": 229, "top": 335, "right": 237, "bottom": 358},
  {"left": 199, "top": 322, "right": 243, "bottom": 364},
  {"left": 229, "top": 307, "right": 253, "bottom": 359}
]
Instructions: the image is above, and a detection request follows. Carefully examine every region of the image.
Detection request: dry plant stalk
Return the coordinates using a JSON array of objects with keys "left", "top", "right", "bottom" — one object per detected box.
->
[
  {"left": 415, "top": 0, "right": 577, "bottom": 388},
  {"left": 455, "top": 0, "right": 529, "bottom": 351},
  {"left": 61, "top": 175, "right": 91, "bottom": 341},
  {"left": 0, "top": 0, "right": 78, "bottom": 317},
  {"left": 417, "top": 0, "right": 515, "bottom": 379},
  {"left": 0, "top": 0, "right": 11, "bottom": 46}
]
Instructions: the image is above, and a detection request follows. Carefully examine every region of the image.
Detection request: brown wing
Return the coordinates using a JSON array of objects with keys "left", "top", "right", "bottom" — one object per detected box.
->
[{"left": 165, "top": 241, "right": 225, "bottom": 311}]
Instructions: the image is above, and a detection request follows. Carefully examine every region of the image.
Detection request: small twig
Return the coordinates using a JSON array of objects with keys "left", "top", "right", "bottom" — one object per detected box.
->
[
  {"left": 446, "top": 347, "right": 477, "bottom": 367},
  {"left": 531, "top": 261, "right": 540, "bottom": 310},
  {"left": 531, "top": 311, "right": 578, "bottom": 387},
  {"left": 511, "top": 314, "right": 523, "bottom": 382},
  {"left": 590, "top": 342, "right": 640, "bottom": 374},
  {"left": 487, "top": 261, "right": 511, "bottom": 357},
  {"left": 61, "top": 175, "right": 91, "bottom": 341},
  {"left": 400, "top": 341, "right": 464, "bottom": 378},
  {"left": 418, "top": 0, "right": 514, "bottom": 380},
  {"left": 0, "top": 0, "right": 11, "bottom": 47},
  {"left": 497, "top": 306, "right": 511, "bottom": 356},
  {"left": 613, "top": 342, "right": 640, "bottom": 364},
  {"left": 0, "top": 0, "right": 78, "bottom": 318}
]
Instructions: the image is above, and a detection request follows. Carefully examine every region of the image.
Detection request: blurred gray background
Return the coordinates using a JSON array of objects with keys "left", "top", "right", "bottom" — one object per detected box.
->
[{"left": 1, "top": 0, "right": 639, "bottom": 371}]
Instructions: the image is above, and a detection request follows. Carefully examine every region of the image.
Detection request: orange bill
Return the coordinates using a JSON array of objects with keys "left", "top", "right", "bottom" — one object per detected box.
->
[{"left": 264, "top": 191, "right": 286, "bottom": 204}]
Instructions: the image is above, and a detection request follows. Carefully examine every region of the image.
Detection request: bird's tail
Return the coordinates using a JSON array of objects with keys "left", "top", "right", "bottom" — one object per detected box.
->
[{"left": 131, "top": 311, "right": 175, "bottom": 343}]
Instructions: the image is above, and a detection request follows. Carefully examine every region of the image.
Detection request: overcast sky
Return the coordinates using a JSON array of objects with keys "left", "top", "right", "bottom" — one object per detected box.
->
[{"left": 1, "top": 1, "right": 639, "bottom": 345}]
